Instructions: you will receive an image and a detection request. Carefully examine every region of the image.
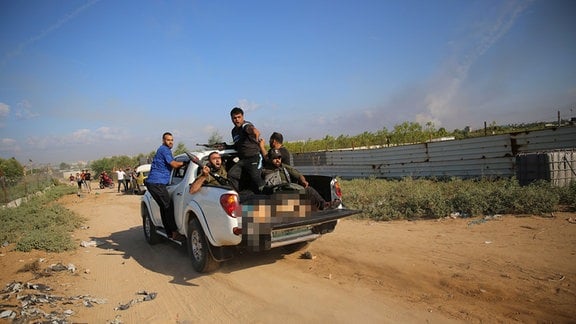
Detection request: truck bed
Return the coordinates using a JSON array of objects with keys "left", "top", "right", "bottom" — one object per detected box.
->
[{"left": 240, "top": 191, "right": 361, "bottom": 251}]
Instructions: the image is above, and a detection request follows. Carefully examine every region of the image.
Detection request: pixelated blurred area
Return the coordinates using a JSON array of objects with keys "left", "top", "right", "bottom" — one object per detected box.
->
[{"left": 242, "top": 192, "right": 313, "bottom": 251}]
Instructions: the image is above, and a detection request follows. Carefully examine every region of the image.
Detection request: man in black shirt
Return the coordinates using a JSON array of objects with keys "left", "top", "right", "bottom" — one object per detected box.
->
[
  {"left": 227, "top": 107, "right": 264, "bottom": 193},
  {"left": 269, "top": 132, "right": 291, "bottom": 165},
  {"left": 260, "top": 131, "right": 292, "bottom": 166}
]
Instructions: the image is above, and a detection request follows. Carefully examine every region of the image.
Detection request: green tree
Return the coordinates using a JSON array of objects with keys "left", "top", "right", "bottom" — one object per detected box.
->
[
  {"left": 390, "top": 122, "right": 420, "bottom": 144},
  {"left": 59, "top": 162, "right": 71, "bottom": 170},
  {"left": 0, "top": 158, "right": 24, "bottom": 186},
  {"left": 375, "top": 127, "right": 390, "bottom": 146},
  {"left": 90, "top": 157, "right": 116, "bottom": 177},
  {"left": 322, "top": 135, "right": 335, "bottom": 150},
  {"left": 336, "top": 134, "right": 351, "bottom": 149},
  {"left": 208, "top": 131, "right": 224, "bottom": 145},
  {"left": 174, "top": 142, "right": 188, "bottom": 155},
  {"left": 353, "top": 131, "right": 375, "bottom": 148}
]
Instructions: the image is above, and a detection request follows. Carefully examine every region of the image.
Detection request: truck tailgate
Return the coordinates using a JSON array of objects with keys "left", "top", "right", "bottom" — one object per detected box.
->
[
  {"left": 242, "top": 204, "right": 361, "bottom": 251},
  {"left": 272, "top": 208, "right": 361, "bottom": 230}
]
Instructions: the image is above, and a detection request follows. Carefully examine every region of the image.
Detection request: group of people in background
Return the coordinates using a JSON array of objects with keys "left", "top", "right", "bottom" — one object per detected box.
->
[
  {"left": 69, "top": 167, "right": 144, "bottom": 196},
  {"left": 70, "top": 169, "right": 92, "bottom": 196},
  {"left": 114, "top": 167, "right": 141, "bottom": 194}
]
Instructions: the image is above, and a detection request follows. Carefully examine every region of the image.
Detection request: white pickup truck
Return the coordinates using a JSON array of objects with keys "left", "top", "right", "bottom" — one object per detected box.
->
[{"left": 140, "top": 148, "right": 361, "bottom": 273}]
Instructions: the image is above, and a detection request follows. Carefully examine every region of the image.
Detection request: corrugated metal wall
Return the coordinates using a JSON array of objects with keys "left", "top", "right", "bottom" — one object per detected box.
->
[
  {"left": 512, "top": 126, "right": 576, "bottom": 153},
  {"left": 293, "top": 126, "right": 576, "bottom": 184}
]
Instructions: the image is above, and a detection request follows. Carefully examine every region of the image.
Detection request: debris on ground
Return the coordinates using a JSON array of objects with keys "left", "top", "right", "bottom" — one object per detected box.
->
[
  {"left": 449, "top": 212, "right": 470, "bottom": 219},
  {"left": 47, "top": 262, "right": 77, "bottom": 273},
  {"left": 0, "top": 280, "right": 107, "bottom": 323},
  {"left": 467, "top": 214, "right": 503, "bottom": 227},
  {"left": 80, "top": 240, "right": 104, "bottom": 247},
  {"left": 114, "top": 290, "right": 157, "bottom": 311}
]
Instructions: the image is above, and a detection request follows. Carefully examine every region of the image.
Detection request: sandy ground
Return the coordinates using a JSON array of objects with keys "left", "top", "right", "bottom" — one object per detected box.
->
[{"left": 1, "top": 187, "right": 575, "bottom": 323}]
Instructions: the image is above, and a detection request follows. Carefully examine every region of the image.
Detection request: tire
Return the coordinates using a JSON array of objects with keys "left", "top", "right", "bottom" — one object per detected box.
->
[
  {"left": 142, "top": 206, "right": 161, "bottom": 245},
  {"left": 99, "top": 183, "right": 105, "bottom": 189},
  {"left": 187, "top": 217, "right": 220, "bottom": 273},
  {"left": 282, "top": 242, "right": 310, "bottom": 254}
]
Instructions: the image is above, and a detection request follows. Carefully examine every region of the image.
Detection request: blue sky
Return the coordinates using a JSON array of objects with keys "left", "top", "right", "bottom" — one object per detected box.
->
[{"left": 1, "top": 0, "right": 575, "bottom": 165}]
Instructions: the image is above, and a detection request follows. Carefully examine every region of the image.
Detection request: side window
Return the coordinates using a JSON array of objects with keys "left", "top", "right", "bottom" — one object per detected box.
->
[{"left": 170, "top": 162, "right": 188, "bottom": 186}]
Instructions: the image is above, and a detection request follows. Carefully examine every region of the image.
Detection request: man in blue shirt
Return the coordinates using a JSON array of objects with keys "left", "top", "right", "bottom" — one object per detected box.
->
[{"left": 146, "top": 132, "right": 185, "bottom": 240}]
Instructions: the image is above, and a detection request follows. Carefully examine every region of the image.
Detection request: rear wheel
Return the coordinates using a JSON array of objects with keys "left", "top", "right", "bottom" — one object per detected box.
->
[
  {"left": 142, "top": 207, "right": 161, "bottom": 245},
  {"left": 187, "top": 217, "right": 220, "bottom": 273}
]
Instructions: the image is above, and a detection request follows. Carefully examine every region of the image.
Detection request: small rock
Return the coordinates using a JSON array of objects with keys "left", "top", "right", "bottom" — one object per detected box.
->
[
  {"left": 49, "top": 263, "right": 68, "bottom": 271},
  {"left": 80, "top": 240, "right": 103, "bottom": 247},
  {"left": 143, "top": 292, "right": 157, "bottom": 301},
  {"left": 0, "top": 310, "right": 16, "bottom": 319},
  {"left": 300, "top": 251, "right": 314, "bottom": 259}
]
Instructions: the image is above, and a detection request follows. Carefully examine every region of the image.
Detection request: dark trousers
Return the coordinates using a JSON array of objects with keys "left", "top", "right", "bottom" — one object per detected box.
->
[
  {"left": 117, "top": 179, "right": 127, "bottom": 192},
  {"left": 228, "top": 155, "right": 263, "bottom": 193},
  {"left": 305, "top": 186, "right": 326, "bottom": 210},
  {"left": 146, "top": 183, "right": 176, "bottom": 236}
]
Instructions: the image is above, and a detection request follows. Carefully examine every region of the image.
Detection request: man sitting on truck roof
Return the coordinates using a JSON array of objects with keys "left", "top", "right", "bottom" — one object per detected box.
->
[
  {"left": 189, "top": 151, "right": 230, "bottom": 194},
  {"left": 262, "top": 149, "right": 340, "bottom": 210}
]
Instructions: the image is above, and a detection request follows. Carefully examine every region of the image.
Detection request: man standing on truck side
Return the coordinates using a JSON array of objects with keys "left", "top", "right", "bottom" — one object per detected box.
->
[
  {"left": 189, "top": 151, "right": 229, "bottom": 194},
  {"left": 146, "top": 132, "right": 185, "bottom": 240},
  {"left": 228, "top": 107, "right": 264, "bottom": 193},
  {"left": 262, "top": 149, "right": 340, "bottom": 210}
]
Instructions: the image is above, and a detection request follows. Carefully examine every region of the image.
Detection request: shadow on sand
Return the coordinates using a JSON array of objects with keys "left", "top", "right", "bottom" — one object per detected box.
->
[{"left": 88, "top": 226, "right": 290, "bottom": 285}]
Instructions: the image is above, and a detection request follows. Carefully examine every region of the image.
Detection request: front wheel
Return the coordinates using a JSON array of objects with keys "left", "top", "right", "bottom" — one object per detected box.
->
[
  {"left": 99, "top": 182, "right": 105, "bottom": 189},
  {"left": 143, "top": 206, "right": 161, "bottom": 245},
  {"left": 187, "top": 217, "right": 220, "bottom": 273}
]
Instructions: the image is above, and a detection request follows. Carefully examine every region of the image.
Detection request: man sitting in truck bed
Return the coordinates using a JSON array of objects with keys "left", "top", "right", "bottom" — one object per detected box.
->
[
  {"left": 262, "top": 149, "right": 340, "bottom": 210},
  {"left": 189, "top": 151, "right": 230, "bottom": 194}
]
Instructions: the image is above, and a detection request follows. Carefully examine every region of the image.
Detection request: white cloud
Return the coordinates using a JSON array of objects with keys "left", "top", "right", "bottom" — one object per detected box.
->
[
  {"left": 15, "top": 99, "right": 39, "bottom": 120},
  {"left": 236, "top": 99, "right": 261, "bottom": 112},
  {"left": 71, "top": 129, "right": 92, "bottom": 143},
  {"left": 0, "top": 103, "right": 9, "bottom": 117}
]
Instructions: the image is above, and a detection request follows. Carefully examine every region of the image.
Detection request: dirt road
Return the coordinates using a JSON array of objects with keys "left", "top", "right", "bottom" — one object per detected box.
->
[{"left": 1, "top": 188, "right": 575, "bottom": 323}]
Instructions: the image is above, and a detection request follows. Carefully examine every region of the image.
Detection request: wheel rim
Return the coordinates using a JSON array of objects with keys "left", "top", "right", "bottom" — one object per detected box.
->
[{"left": 190, "top": 230, "right": 203, "bottom": 261}]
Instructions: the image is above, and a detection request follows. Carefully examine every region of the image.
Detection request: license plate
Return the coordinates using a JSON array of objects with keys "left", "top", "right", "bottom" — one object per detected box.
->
[{"left": 272, "top": 226, "right": 312, "bottom": 239}]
